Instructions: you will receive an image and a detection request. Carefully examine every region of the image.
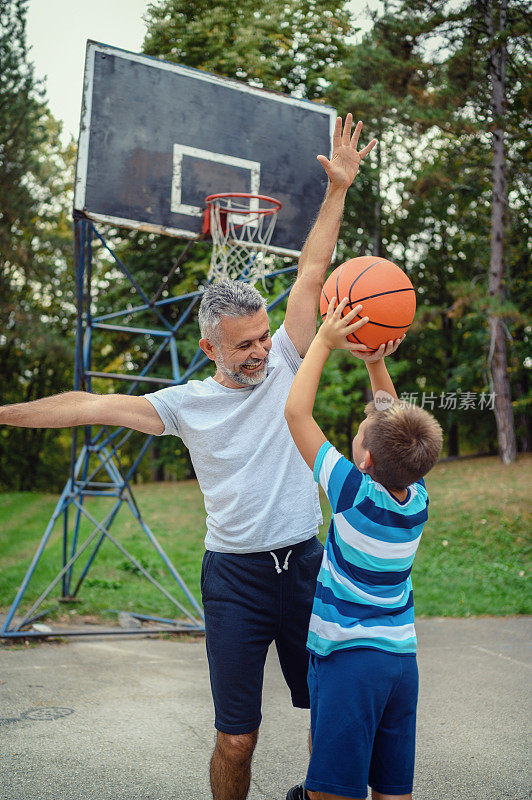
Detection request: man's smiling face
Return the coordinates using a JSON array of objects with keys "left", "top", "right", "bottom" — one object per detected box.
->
[{"left": 201, "top": 308, "right": 272, "bottom": 388}]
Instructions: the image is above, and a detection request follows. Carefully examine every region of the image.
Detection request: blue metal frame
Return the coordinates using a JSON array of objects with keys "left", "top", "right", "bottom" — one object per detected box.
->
[{"left": 1, "top": 214, "right": 297, "bottom": 639}]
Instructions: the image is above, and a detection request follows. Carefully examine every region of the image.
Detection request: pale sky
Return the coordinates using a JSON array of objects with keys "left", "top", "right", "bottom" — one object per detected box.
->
[
  {"left": 27, "top": 0, "right": 382, "bottom": 143},
  {"left": 27, "top": 0, "right": 150, "bottom": 141}
]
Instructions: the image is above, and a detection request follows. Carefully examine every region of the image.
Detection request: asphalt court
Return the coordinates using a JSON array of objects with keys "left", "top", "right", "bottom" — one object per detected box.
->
[{"left": 1, "top": 617, "right": 530, "bottom": 799}]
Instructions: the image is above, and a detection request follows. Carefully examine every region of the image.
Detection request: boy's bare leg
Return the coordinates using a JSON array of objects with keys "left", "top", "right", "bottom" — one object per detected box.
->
[
  {"left": 307, "top": 792, "right": 362, "bottom": 799},
  {"left": 210, "top": 730, "right": 258, "bottom": 800},
  {"left": 307, "top": 792, "right": 412, "bottom": 800},
  {"left": 371, "top": 789, "right": 412, "bottom": 800},
  {"left": 372, "top": 793, "right": 412, "bottom": 800}
]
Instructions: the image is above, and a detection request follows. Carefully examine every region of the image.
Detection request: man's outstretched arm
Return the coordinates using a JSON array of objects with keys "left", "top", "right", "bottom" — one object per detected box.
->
[
  {"left": 284, "top": 114, "right": 377, "bottom": 357},
  {"left": 0, "top": 392, "right": 164, "bottom": 435}
]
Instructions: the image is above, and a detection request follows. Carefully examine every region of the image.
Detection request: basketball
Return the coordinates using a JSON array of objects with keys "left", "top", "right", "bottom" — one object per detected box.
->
[{"left": 320, "top": 256, "right": 416, "bottom": 352}]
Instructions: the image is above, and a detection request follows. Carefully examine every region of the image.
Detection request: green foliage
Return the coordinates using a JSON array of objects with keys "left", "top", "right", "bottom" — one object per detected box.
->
[
  {"left": 1, "top": 456, "right": 530, "bottom": 619},
  {"left": 143, "top": 0, "right": 351, "bottom": 98},
  {"left": 123, "top": 0, "right": 530, "bottom": 467},
  {"left": 0, "top": 0, "right": 77, "bottom": 490},
  {"left": 324, "top": 0, "right": 531, "bottom": 457},
  {"left": 114, "top": 0, "right": 351, "bottom": 477},
  {"left": 0, "top": 0, "right": 45, "bottom": 274},
  {"left": 1, "top": 0, "right": 529, "bottom": 493}
]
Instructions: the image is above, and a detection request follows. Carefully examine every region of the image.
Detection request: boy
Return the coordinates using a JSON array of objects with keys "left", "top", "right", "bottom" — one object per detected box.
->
[{"left": 284, "top": 297, "right": 443, "bottom": 800}]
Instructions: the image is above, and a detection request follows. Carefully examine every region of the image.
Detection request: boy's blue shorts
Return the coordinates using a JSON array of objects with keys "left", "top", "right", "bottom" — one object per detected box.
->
[
  {"left": 306, "top": 647, "right": 419, "bottom": 799},
  {"left": 201, "top": 536, "right": 323, "bottom": 735}
]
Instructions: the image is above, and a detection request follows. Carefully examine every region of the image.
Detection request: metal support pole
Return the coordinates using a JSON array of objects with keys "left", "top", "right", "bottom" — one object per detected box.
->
[{"left": 2, "top": 218, "right": 296, "bottom": 639}]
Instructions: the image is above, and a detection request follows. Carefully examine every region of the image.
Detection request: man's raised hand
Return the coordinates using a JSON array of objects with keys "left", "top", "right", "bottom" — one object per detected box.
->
[{"left": 317, "top": 114, "right": 377, "bottom": 190}]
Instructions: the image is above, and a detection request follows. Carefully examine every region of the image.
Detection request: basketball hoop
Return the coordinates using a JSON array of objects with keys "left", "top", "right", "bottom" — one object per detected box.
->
[{"left": 204, "top": 193, "right": 281, "bottom": 284}]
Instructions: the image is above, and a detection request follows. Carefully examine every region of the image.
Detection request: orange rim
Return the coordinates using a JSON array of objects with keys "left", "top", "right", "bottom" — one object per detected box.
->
[{"left": 205, "top": 193, "right": 282, "bottom": 216}]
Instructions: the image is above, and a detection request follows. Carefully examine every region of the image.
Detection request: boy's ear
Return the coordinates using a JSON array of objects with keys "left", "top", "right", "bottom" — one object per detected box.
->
[{"left": 359, "top": 449, "right": 374, "bottom": 473}]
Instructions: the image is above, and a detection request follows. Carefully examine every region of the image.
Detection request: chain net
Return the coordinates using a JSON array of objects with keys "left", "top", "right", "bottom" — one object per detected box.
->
[{"left": 207, "top": 194, "right": 281, "bottom": 285}]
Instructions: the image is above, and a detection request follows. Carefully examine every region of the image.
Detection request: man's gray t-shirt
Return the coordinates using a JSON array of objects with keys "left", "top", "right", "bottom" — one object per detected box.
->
[{"left": 143, "top": 323, "right": 322, "bottom": 553}]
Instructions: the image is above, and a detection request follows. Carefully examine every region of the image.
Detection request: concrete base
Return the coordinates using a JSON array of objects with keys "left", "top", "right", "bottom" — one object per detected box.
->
[{"left": 1, "top": 617, "right": 530, "bottom": 799}]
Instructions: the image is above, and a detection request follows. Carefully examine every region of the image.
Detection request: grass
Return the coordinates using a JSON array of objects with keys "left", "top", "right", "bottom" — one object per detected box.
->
[
  {"left": 411, "top": 454, "right": 531, "bottom": 616},
  {"left": 0, "top": 455, "right": 530, "bottom": 626}
]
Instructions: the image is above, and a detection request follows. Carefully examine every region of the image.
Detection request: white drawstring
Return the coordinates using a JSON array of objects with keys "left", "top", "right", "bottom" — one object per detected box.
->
[
  {"left": 270, "top": 551, "right": 282, "bottom": 573},
  {"left": 270, "top": 549, "right": 293, "bottom": 573}
]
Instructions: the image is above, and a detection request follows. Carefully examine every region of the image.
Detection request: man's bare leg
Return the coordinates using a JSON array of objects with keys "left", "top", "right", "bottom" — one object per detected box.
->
[{"left": 210, "top": 729, "right": 259, "bottom": 800}]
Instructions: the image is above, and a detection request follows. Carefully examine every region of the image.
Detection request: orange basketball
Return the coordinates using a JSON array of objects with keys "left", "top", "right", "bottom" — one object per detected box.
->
[{"left": 320, "top": 256, "right": 416, "bottom": 352}]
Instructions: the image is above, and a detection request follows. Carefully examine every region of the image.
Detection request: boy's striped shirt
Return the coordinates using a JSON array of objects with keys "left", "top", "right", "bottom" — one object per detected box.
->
[{"left": 308, "top": 441, "right": 429, "bottom": 658}]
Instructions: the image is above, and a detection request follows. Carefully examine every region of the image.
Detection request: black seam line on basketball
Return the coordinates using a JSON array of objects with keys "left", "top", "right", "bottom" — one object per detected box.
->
[
  {"left": 322, "top": 288, "right": 330, "bottom": 306},
  {"left": 347, "top": 260, "right": 387, "bottom": 306},
  {"left": 352, "top": 287, "right": 415, "bottom": 304},
  {"left": 336, "top": 262, "right": 346, "bottom": 306},
  {"left": 352, "top": 314, "right": 412, "bottom": 329},
  {"left": 349, "top": 331, "right": 366, "bottom": 346}
]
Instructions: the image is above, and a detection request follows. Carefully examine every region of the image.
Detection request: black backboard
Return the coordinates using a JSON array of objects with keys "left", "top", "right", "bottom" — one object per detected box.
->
[{"left": 74, "top": 42, "right": 336, "bottom": 257}]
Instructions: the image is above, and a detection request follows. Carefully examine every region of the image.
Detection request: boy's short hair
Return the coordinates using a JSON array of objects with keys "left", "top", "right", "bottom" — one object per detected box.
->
[{"left": 362, "top": 400, "right": 443, "bottom": 490}]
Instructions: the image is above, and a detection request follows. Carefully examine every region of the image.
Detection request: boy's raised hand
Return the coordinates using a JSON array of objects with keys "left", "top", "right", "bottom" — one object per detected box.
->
[
  {"left": 317, "top": 297, "right": 370, "bottom": 351},
  {"left": 350, "top": 336, "right": 406, "bottom": 364},
  {"left": 317, "top": 296, "right": 405, "bottom": 361}
]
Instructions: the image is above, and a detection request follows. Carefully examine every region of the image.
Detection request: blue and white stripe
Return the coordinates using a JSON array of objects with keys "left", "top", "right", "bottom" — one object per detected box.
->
[{"left": 309, "top": 441, "right": 429, "bottom": 658}]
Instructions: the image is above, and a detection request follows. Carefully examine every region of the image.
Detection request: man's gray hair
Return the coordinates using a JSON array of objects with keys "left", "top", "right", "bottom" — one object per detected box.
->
[{"left": 198, "top": 280, "right": 267, "bottom": 341}]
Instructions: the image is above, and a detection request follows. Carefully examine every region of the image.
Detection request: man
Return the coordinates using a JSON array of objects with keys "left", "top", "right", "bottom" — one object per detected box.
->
[{"left": 0, "top": 115, "right": 376, "bottom": 800}]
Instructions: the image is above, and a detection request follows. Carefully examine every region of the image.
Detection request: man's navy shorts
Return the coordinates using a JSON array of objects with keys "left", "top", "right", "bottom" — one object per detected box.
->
[
  {"left": 200, "top": 536, "right": 323, "bottom": 735},
  {"left": 306, "top": 647, "right": 419, "bottom": 799}
]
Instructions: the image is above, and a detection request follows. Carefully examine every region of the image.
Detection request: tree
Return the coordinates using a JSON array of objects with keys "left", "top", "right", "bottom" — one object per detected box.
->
[
  {"left": 0, "top": 0, "right": 77, "bottom": 489},
  {"left": 354, "top": 0, "right": 531, "bottom": 462},
  {"left": 0, "top": 0, "right": 45, "bottom": 280},
  {"left": 430, "top": 0, "right": 530, "bottom": 462},
  {"left": 105, "top": 0, "right": 354, "bottom": 478},
  {"left": 328, "top": 8, "right": 439, "bottom": 257},
  {"left": 143, "top": 0, "right": 351, "bottom": 99},
  {"left": 484, "top": 0, "right": 516, "bottom": 462},
  {"left": 318, "top": 10, "right": 453, "bottom": 442}
]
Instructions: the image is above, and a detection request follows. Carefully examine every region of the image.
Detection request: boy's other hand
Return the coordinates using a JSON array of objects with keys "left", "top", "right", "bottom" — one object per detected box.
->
[
  {"left": 317, "top": 297, "right": 370, "bottom": 351},
  {"left": 350, "top": 335, "right": 406, "bottom": 364}
]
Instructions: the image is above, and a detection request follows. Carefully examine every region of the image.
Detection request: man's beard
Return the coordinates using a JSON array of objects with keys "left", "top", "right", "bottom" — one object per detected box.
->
[{"left": 217, "top": 354, "right": 269, "bottom": 387}]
